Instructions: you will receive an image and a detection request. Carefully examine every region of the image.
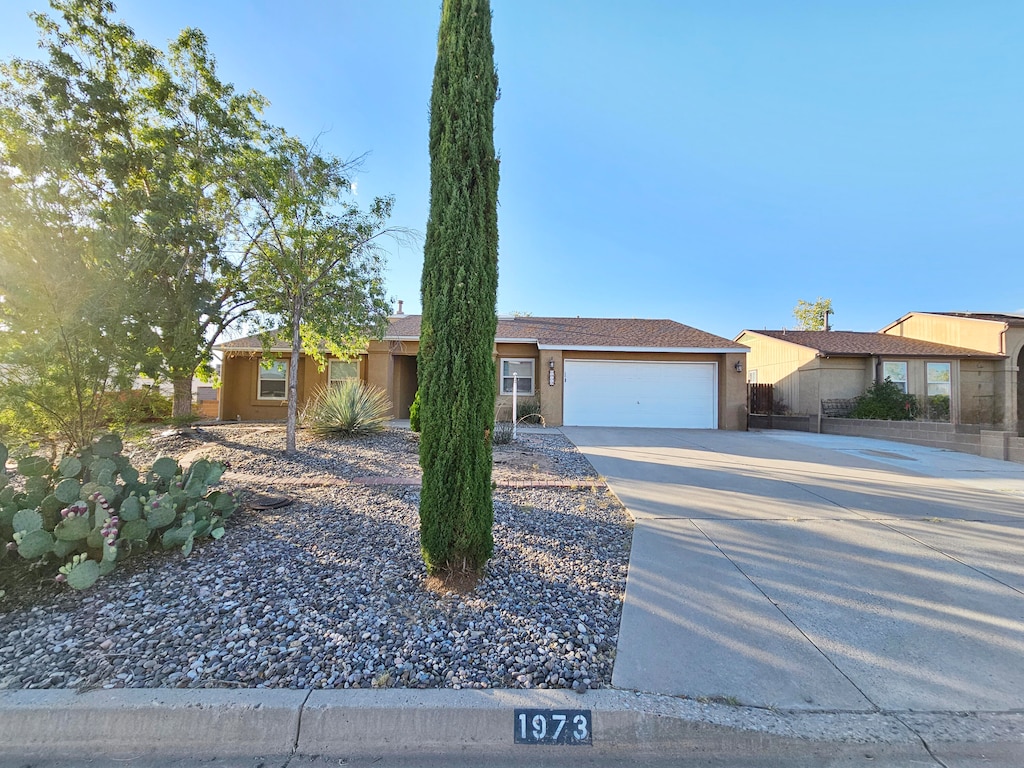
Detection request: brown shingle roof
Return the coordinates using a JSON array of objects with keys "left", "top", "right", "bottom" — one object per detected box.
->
[
  {"left": 216, "top": 331, "right": 292, "bottom": 351},
  {"left": 749, "top": 330, "right": 1003, "bottom": 359},
  {"left": 388, "top": 315, "right": 746, "bottom": 350},
  {"left": 926, "top": 312, "right": 1024, "bottom": 327},
  {"left": 218, "top": 316, "right": 747, "bottom": 352}
]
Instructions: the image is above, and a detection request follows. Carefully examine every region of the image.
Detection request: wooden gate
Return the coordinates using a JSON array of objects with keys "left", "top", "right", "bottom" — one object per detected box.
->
[{"left": 748, "top": 383, "right": 774, "bottom": 415}]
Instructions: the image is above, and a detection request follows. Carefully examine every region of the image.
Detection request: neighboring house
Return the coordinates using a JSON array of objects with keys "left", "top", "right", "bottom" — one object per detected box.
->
[
  {"left": 881, "top": 312, "right": 1024, "bottom": 431},
  {"left": 216, "top": 315, "right": 749, "bottom": 429},
  {"left": 736, "top": 328, "right": 1006, "bottom": 425}
]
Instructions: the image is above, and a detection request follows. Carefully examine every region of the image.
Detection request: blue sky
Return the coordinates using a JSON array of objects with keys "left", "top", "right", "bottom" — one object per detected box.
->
[{"left": 2, "top": 1, "right": 1021, "bottom": 340}]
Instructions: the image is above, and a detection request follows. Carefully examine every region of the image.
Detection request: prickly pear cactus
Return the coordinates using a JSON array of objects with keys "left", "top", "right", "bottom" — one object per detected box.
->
[{"left": 3, "top": 433, "right": 239, "bottom": 593}]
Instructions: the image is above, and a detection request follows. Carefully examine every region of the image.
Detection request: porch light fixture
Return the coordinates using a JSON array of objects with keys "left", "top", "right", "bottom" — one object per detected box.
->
[
  {"left": 548, "top": 359, "right": 556, "bottom": 386},
  {"left": 734, "top": 361, "right": 743, "bottom": 373}
]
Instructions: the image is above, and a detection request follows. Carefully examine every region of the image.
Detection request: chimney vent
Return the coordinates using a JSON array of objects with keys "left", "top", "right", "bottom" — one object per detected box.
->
[{"left": 397, "top": 300, "right": 404, "bottom": 316}]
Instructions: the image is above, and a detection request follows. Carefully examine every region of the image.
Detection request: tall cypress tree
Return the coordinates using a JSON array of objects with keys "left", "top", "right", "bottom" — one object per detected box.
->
[{"left": 418, "top": 0, "right": 500, "bottom": 577}]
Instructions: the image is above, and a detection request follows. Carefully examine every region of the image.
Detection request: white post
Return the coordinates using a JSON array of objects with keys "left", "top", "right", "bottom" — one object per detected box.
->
[{"left": 512, "top": 372, "right": 518, "bottom": 440}]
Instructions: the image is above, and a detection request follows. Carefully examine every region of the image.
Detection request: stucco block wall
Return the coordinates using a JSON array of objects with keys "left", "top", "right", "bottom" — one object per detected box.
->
[{"left": 820, "top": 418, "right": 983, "bottom": 455}]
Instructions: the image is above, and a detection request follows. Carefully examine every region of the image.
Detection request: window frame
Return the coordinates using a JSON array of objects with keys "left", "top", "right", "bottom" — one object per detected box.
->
[
  {"left": 882, "top": 360, "right": 908, "bottom": 393},
  {"left": 500, "top": 358, "right": 535, "bottom": 396},
  {"left": 328, "top": 359, "right": 359, "bottom": 388},
  {"left": 256, "top": 360, "right": 288, "bottom": 401},
  {"left": 925, "top": 361, "right": 951, "bottom": 397}
]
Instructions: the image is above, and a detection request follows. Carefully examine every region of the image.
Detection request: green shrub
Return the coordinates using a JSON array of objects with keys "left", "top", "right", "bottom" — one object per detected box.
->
[
  {"left": 303, "top": 381, "right": 392, "bottom": 437},
  {"left": 925, "top": 394, "right": 950, "bottom": 422},
  {"left": 105, "top": 389, "right": 173, "bottom": 429},
  {"left": 409, "top": 389, "right": 422, "bottom": 432},
  {"left": 0, "top": 434, "right": 237, "bottom": 592},
  {"left": 849, "top": 379, "right": 919, "bottom": 421}
]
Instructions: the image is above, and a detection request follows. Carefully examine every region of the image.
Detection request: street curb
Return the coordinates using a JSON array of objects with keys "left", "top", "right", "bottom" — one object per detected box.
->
[
  {"left": 0, "top": 689, "right": 307, "bottom": 756},
  {"left": 4, "top": 688, "right": 1021, "bottom": 762}
]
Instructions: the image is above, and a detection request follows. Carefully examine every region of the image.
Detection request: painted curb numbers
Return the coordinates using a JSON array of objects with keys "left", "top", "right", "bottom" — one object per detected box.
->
[{"left": 514, "top": 709, "right": 593, "bottom": 746}]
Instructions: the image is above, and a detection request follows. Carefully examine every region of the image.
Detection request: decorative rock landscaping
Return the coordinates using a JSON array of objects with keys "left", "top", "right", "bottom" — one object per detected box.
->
[{"left": 0, "top": 426, "right": 632, "bottom": 692}]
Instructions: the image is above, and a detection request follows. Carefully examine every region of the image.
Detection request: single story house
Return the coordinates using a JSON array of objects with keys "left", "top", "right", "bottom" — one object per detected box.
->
[
  {"left": 735, "top": 328, "right": 1006, "bottom": 425},
  {"left": 216, "top": 314, "right": 749, "bottom": 429}
]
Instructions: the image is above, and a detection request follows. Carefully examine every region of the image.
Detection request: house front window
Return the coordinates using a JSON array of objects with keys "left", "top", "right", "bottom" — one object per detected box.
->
[
  {"left": 257, "top": 361, "right": 287, "bottom": 400},
  {"left": 501, "top": 359, "right": 535, "bottom": 395},
  {"left": 329, "top": 360, "right": 359, "bottom": 387},
  {"left": 882, "top": 361, "right": 908, "bottom": 393}
]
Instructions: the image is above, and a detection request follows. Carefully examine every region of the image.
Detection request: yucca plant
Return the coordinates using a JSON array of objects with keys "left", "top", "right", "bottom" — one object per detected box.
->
[{"left": 302, "top": 381, "right": 392, "bottom": 437}]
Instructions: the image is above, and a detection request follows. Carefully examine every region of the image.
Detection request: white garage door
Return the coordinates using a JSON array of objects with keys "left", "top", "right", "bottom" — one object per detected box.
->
[{"left": 563, "top": 360, "right": 717, "bottom": 428}]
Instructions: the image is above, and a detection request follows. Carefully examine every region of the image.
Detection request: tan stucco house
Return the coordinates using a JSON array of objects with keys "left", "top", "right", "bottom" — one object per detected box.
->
[
  {"left": 216, "top": 314, "right": 749, "bottom": 429},
  {"left": 737, "top": 315, "right": 1020, "bottom": 427},
  {"left": 881, "top": 312, "right": 1024, "bottom": 430}
]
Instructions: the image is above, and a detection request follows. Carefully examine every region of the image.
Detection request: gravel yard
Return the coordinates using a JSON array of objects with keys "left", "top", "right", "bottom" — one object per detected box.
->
[{"left": 0, "top": 425, "right": 632, "bottom": 692}]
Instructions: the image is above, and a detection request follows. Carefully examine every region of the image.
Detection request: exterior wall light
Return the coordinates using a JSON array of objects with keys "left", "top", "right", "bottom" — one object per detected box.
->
[
  {"left": 548, "top": 359, "right": 556, "bottom": 386},
  {"left": 734, "top": 361, "right": 743, "bottom": 373}
]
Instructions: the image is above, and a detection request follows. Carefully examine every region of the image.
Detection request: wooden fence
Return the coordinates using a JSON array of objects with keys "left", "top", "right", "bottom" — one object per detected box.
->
[{"left": 748, "top": 383, "right": 773, "bottom": 415}]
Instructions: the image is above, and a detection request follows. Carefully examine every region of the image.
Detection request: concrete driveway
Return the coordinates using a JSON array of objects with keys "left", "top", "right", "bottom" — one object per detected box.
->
[{"left": 562, "top": 427, "right": 1024, "bottom": 713}]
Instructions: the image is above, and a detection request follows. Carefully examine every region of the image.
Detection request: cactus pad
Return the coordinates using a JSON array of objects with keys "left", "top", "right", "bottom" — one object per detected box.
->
[
  {"left": 151, "top": 457, "right": 179, "bottom": 480},
  {"left": 54, "top": 478, "right": 82, "bottom": 504},
  {"left": 120, "top": 519, "right": 149, "bottom": 541},
  {"left": 55, "top": 516, "right": 91, "bottom": 541},
  {"left": 17, "top": 529, "right": 54, "bottom": 560},
  {"left": 66, "top": 559, "right": 100, "bottom": 590},
  {"left": 13, "top": 508, "right": 44, "bottom": 533},
  {"left": 58, "top": 456, "right": 83, "bottom": 478},
  {"left": 16, "top": 456, "right": 50, "bottom": 477},
  {"left": 118, "top": 495, "right": 143, "bottom": 521}
]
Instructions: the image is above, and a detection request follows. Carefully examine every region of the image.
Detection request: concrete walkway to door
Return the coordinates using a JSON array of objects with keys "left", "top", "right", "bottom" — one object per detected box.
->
[{"left": 562, "top": 427, "right": 1024, "bottom": 718}]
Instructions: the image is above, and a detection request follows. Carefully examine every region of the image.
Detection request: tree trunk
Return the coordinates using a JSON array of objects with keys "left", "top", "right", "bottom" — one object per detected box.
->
[
  {"left": 285, "top": 301, "right": 302, "bottom": 455},
  {"left": 172, "top": 376, "right": 193, "bottom": 420}
]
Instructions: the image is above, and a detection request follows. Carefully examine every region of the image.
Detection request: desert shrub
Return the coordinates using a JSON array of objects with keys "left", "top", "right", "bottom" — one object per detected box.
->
[
  {"left": 303, "top": 381, "right": 392, "bottom": 437},
  {"left": 515, "top": 396, "right": 543, "bottom": 425},
  {"left": 492, "top": 421, "right": 514, "bottom": 445},
  {"left": 105, "top": 389, "right": 173, "bottom": 429},
  {"left": 0, "top": 434, "right": 237, "bottom": 592},
  {"left": 849, "top": 379, "right": 919, "bottom": 421},
  {"left": 409, "top": 389, "right": 422, "bottom": 432}
]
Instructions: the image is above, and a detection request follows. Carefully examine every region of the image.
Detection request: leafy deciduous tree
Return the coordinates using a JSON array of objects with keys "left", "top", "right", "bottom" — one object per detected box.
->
[
  {"left": 418, "top": 0, "right": 500, "bottom": 577},
  {"left": 794, "top": 297, "right": 834, "bottom": 331},
  {"left": 238, "top": 136, "right": 397, "bottom": 454},
  {"left": 2, "top": 1, "right": 270, "bottom": 426},
  {"left": 0, "top": 1, "right": 151, "bottom": 450},
  {"left": 130, "top": 27, "right": 267, "bottom": 417}
]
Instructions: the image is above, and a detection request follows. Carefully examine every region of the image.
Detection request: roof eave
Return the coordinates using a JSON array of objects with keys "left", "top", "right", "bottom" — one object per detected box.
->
[{"left": 538, "top": 344, "right": 748, "bottom": 353}]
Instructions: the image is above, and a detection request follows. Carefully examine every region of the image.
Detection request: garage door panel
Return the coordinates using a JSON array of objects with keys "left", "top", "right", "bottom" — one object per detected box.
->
[{"left": 563, "top": 361, "right": 716, "bottom": 428}]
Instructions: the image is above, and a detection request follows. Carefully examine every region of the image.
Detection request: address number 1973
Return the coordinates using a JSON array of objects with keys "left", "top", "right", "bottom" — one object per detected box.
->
[{"left": 514, "top": 709, "right": 592, "bottom": 746}]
